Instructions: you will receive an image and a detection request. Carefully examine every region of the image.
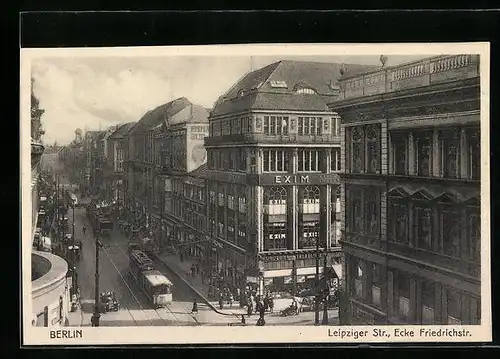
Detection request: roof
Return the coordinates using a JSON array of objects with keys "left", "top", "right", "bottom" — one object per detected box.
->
[
  {"left": 109, "top": 122, "right": 137, "bottom": 139},
  {"left": 188, "top": 163, "right": 209, "bottom": 178},
  {"left": 129, "top": 97, "right": 192, "bottom": 135},
  {"left": 143, "top": 270, "right": 172, "bottom": 286},
  {"left": 211, "top": 60, "right": 380, "bottom": 117},
  {"left": 168, "top": 103, "right": 209, "bottom": 125}
]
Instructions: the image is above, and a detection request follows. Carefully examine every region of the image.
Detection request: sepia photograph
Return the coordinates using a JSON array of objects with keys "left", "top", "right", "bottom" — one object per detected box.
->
[{"left": 21, "top": 43, "right": 490, "bottom": 345}]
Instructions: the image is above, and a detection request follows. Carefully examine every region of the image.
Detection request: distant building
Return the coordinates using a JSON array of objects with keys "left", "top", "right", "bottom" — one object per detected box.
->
[
  {"left": 329, "top": 54, "right": 481, "bottom": 325},
  {"left": 123, "top": 97, "right": 209, "bottom": 233},
  {"left": 105, "top": 122, "right": 136, "bottom": 205}
]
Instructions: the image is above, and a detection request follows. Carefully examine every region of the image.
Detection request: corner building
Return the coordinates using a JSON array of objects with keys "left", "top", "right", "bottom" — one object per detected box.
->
[
  {"left": 204, "top": 60, "right": 378, "bottom": 296},
  {"left": 329, "top": 55, "right": 481, "bottom": 325}
]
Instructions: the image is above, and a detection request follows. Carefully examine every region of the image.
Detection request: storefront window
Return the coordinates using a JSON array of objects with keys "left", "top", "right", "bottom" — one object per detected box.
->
[
  {"left": 264, "top": 222, "right": 287, "bottom": 251},
  {"left": 421, "top": 280, "right": 435, "bottom": 324},
  {"left": 298, "top": 221, "right": 319, "bottom": 249},
  {"left": 366, "top": 125, "right": 380, "bottom": 174},
  {"left": 264, "top": 186, "right": 287, "bottom": 215}
]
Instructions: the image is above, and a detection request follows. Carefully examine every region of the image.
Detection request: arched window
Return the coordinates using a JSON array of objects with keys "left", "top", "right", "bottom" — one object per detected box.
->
[
  {"left": 300, "top": 186, "right": 320, "bottom": 213},
  {"left": 295, "top": 87, "right": 317, "bottom": 95},
  {"left": 264, "top": 186, "right": 287, "bottom": 215}
]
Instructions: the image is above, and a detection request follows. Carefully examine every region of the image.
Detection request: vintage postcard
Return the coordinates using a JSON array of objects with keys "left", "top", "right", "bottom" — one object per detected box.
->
[{"left": 21, "top": 43, "right": 491, "bottom": 345}]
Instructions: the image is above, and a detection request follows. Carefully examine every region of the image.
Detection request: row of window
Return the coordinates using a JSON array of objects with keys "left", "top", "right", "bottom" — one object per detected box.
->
[
  {"left": 388, "top": 199, "right": 480, "bottom": 261},
  {"left": 391, "top": 128, "right": 480, "bottom": 180},
  {"left": 345, "top": 186, "right": 480, "bottom": 261},
  {"left": 348, "top": 257, "right": 480, "bottom": 325},
  {"left": 210, "top": 116, "right": 252, "bottom": 137},
  {"left": 207, "top": 148, "right": 247, "bottom": 171},
  {"left": 260, "top": 149, "right": 342, "bottom": 173},
  {"left": 209, "top": 115, "right": 342, "bottom": 137}
]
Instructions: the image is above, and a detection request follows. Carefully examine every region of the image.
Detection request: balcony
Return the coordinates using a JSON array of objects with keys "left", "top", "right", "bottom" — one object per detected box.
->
[
  {"left": 205, "top": 133, "right": 341, "bottom": 146},
  {"left": 335, "top": 54, "right": 479, "bottom": 102}
]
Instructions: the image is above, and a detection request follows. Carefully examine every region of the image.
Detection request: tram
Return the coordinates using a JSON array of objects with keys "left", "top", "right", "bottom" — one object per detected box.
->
[{"left": 129, "top": 250, "right": 173, "bottom": 307}]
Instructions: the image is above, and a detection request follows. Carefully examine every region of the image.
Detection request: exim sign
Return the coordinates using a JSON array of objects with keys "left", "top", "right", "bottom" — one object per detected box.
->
[{"left": 274, "top": 175, "right": 309, "bottom": 184}]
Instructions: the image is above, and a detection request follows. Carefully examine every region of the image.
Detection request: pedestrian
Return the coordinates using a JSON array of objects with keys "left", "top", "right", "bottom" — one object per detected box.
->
[
  {"left": 180, "top": 252, "right": 184, "bottom": 262},
  {"left": 191, "top": 299, "right": 198, "bottom": 314},
  {"left": 247, "top": 303, "right": 252, "bottom": 316},
  {"left": 82, "top": 225, "right": 86, "bottom": 235},
  {"left": 190, "top": 265, "right": 196, "bottom": 278},
  {"left": 219, "top": 297, "right": 224, "bottom": 310},
  {"left": 269, "top": 297, "right": 274, "bottom": 313},
  {"left": 229, "top": 293, "right": 234, "bottom": 308},
  {"left": 241, "top": 314, "right": 246, "bottom": 324}
]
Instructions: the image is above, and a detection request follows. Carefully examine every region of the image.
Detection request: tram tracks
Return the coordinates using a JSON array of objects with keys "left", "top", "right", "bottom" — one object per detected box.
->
[{"left": 104, "top": 229, "right": 191, "bottom": 326}]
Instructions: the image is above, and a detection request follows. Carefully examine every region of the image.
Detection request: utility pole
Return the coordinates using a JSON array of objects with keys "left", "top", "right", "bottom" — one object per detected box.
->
[
  {"left": 315, "top": 227, "right": 320, "bottom": 325},
  {"left": 91, "top": 235, "right": 101, "bottom": 327},
  {"left": 72, "top": 197, "right": 77, "bottom": 296},
  {"left": 322, "top": 251, "right": 329, "bottom": 325}
]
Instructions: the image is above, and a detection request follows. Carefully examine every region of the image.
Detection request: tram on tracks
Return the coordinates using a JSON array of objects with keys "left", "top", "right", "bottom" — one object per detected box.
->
[{"left": 129, "top": 249, "right": 173, "bottom": 307}]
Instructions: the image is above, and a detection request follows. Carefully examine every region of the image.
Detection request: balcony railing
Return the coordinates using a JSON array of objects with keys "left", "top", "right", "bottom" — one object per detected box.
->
[
  {"left": 336, "top": 54, "right": 479, "bottom": 101},
  {"left": 205, "top": 133, "right": 341, "bottom": 146}
]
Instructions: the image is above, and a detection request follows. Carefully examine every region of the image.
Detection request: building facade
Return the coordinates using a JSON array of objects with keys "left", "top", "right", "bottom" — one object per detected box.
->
[
  {"left": 330, "top": 54, "right": 481, "bottom": 325},
  {"left": 124, "top": 97, "right": 209, "bottom": 233},
  {"left": 83, "top": 131, "right": 102, "bottom": 196},
  {"left": 106, "top": 122, "right": 136, "bottom": 206},
  {"left": 202, "top": 60, "right": 378, "bottom": 296}
]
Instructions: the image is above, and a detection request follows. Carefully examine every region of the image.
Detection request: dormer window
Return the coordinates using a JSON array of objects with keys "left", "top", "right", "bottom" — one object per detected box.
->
[
  {"left": 295, "top": 87, "right": 316, "bottom": 95},
  {"left": 237, "top": 90, "right": 245, "bottom": 98},
  {"left": 269, "top": 80, "right": 288, "bottom": 88}
]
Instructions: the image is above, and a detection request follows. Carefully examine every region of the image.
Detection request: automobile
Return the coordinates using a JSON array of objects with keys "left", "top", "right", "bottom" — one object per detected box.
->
[{"left": 99, "top": 291, "right": 120, "bottom": 313}]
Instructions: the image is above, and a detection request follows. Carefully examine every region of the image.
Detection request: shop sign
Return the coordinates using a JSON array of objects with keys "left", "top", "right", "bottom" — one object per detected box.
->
[
  {"left": 296, "top": 275, "right": 306, "bottom": 283},
  {"left": 274, "top": 175, "right": 309, "bottom": 184},
  {"left": 284, "top": 276, "right": 293, "bottom": 284},
  {"left": 246, "top": 276, "right": 258, "bottom": 283}
]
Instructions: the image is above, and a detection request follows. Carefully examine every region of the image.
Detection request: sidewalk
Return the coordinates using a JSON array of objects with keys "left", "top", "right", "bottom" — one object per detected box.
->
[{"left": 153, "top": 251, "right": 246, "bottom": 317}]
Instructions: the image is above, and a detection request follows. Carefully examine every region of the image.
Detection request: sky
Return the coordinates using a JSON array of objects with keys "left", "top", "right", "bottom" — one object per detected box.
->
[{"left": 31, "top": 54, "right": 425, "bottom": 145}]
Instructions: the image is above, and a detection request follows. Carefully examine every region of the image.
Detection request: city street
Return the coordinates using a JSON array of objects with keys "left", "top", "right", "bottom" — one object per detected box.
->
[{"left": 67, "top": 204, "right": 245, "bottom": 326}]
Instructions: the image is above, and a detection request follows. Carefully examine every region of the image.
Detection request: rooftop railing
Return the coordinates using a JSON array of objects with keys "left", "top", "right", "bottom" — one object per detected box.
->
[{"left": 336, "top": 54, "right": 480, "bottom": 101}]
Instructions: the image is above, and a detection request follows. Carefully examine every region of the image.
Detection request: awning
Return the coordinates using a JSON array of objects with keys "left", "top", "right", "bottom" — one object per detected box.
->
[{"left": 332, "top": 264, "right": 342, "bottom": 279}]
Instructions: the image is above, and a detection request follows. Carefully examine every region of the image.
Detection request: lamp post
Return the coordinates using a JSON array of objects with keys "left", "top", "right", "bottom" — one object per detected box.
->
[
  {"left": 72, "top": 198, "right": 77, "bottom": 295},
  {"left": 322, "top": 252, "right": 329, "bottom": 325},
  {"left": 91, "top": 235, "right": 102, "bottom": 327},
  {"left": 315, "top": 227, "right": 320, "bottom": 326}
]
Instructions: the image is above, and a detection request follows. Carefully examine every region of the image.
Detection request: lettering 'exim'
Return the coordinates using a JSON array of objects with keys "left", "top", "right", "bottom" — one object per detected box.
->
[{"left": 274, "top": 175, "right": 309, "bottom": 184}]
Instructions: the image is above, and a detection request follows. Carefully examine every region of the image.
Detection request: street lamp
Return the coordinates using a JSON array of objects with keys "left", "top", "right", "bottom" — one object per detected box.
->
[
  {"left": 315, "top": 226, "right": 320, "bottom": 326},
  {"left": 91, "top": 235, "right": 102, "bottom": 327}
]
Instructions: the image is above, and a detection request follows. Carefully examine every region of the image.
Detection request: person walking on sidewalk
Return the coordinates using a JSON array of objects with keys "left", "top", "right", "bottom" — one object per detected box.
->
[
  {"left": 190, "top": 264, "right": 196, "bottom": 278},
  {"left": 219, "top": 294, "right": 224, "bottom": 310},
  {"left": 82, "top": 225, "right": 86, "bottom": 235},
  {"left": 229, "top": 293, "right": 234, "bottom": 308},
  {"left": 191, "top": 299, "right": 198, "bottom": 314}
]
